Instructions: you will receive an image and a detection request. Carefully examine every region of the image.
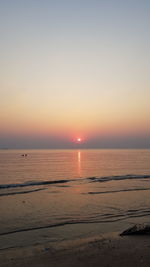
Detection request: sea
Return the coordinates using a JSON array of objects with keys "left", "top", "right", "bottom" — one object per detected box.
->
[{"left": 0, "top": 149, "right": 150, "bottom": 250}]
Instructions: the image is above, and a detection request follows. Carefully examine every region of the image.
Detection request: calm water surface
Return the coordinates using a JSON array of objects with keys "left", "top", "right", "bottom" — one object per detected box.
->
[{"left": 0, "top": 149, "right": 150, "bottom": 249}]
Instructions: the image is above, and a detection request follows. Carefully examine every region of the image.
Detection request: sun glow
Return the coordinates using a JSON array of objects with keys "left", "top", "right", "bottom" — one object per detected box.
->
[{"left": 73, "top": 137, "right": 84, "bottom": 144}]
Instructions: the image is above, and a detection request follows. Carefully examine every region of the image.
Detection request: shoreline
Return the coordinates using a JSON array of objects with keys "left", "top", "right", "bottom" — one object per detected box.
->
[{"left": 1, "top": 232, "right": 150, "bottom": 267}]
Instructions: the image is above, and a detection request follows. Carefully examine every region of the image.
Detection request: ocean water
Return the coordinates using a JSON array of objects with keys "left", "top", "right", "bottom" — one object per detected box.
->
[{"left": 0, "top": 149, "right": 150, "bottom": 250}]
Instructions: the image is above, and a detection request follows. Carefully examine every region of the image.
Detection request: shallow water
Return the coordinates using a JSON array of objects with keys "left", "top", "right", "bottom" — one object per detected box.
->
[{"left": 0, "top": 149, "right": 150, "bottom": 249}]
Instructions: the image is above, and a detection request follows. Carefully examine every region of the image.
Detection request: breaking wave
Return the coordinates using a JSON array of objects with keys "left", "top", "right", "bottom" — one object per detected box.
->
[{"left": 0, "top": 174, "right": 150, "bottom": 191}]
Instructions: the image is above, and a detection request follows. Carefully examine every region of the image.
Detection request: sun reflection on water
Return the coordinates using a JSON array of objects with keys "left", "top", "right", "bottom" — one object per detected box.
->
[{"left": 78, "top": 151, "right": 81, "bottom": 176}]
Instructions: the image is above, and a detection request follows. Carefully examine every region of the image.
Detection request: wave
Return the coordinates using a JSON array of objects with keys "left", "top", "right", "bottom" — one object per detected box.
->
[
  {"left": 88, "top": 174, "right": 150, "bottom": 183},
  {"left": 0, "top": 179, "right": 73, "bottom": 190},
  {"left": 0, "top": 219, "right": 132, "bottom": 237},
  {"left": 85, "top": 187, "right": 150, "bottom": 195},
  {"left": 0, "top": 188, "right": 46, "bottom": 197},
  {"left": 1, "top": 207, "right": 150, "bottom": 237},
  {"left": 0, "top": 174, "right": 150, "bottom": 191}
]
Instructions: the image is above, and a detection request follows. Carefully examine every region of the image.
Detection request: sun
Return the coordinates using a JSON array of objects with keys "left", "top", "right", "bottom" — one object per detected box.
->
[{"left": 72, "top": 137, "right": 84, "bottom": 144}]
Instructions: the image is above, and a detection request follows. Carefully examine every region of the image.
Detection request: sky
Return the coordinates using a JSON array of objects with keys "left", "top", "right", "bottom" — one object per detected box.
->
[{"left": 0, "top": 0, "right": 150, "bottom": 148}]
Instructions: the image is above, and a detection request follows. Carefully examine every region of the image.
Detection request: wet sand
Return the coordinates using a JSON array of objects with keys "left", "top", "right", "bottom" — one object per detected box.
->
[{"left": 1, "top": 233, "right": 150, "bottom": 267}]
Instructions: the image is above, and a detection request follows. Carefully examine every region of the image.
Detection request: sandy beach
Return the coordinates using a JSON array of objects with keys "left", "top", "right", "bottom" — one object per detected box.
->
[{"left": 1, "top": 232, "right": 150, "bottom": 267}]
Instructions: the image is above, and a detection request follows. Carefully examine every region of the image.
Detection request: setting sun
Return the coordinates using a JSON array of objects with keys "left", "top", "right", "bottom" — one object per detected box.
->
[{"left": 73, "top": 137, "right": 84, "bottom": 144}]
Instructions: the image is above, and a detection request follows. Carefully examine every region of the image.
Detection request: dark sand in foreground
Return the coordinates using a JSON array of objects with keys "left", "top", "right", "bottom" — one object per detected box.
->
[{"left": 1, "top": 233, "right": 150, "bottom": 267}]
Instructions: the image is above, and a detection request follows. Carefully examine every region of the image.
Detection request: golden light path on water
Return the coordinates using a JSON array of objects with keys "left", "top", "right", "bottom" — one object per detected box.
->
[{"left": 78, "top": 151, "right": 81, "bottom": 177}]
